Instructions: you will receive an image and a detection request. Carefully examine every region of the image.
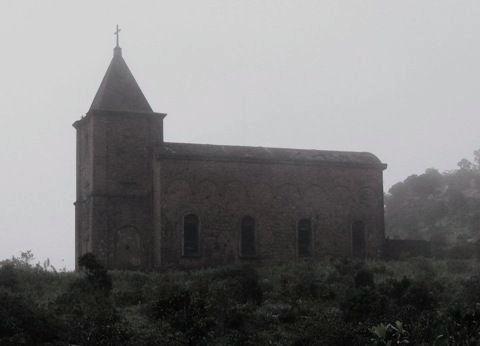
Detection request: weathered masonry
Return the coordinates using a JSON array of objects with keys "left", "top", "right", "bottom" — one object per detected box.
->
[{"left": 74, "top": 40, "right": 387, "bottom": 270}]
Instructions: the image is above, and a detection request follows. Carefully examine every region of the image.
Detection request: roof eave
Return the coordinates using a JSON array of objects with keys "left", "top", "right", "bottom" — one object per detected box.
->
[{"left": 156, "top": 152, "right": 387, "bottom": 170}]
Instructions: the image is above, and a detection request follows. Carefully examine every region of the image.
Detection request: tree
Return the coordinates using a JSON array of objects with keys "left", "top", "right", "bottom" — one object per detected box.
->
[
  {"left": 458, "top": 159, "right": 473, "bottom": 171},
  {"left": 385, "top": 149, "right": 480, "bottom": 243}
]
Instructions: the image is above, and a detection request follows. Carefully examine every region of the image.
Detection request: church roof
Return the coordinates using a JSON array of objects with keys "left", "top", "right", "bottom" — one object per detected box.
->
[
  {"left": 157, "top": 142, "right": 386, "bottom": 168},
  {"left": 90, "top": 46, "right": 153, "bottom": 113}
]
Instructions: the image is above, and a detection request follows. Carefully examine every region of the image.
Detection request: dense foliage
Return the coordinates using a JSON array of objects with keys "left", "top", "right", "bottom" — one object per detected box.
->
[
  {"left": 3, "top": 253, "right": 480, "bottom": 344},
  {"left": 386, "top": 149, "right": 480, "bottom": 244}
]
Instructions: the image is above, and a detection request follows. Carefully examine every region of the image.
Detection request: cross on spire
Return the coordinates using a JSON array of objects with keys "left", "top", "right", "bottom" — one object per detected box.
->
[{"left": 114, "top": 25, "right": 121, "bottom": 47}]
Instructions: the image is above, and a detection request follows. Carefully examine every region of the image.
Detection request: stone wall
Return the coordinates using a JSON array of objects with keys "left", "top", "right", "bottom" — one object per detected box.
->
[
  {"left": 75, "top": 110, "right": 385, "bottom": 271},
  {"left": 74, "top": 110, "right": 164, "bottom": 270},
  {"left": 155, "top": 157, "right": 385, "bottom": 269}
]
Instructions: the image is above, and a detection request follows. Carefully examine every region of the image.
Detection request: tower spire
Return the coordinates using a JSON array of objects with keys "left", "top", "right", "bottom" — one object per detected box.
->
[
  {"left": 114, "top": 25, "right": 122, "bottom": 57},
  {"left": 89, "top": 26, "right": 153, "bottom": 113}
]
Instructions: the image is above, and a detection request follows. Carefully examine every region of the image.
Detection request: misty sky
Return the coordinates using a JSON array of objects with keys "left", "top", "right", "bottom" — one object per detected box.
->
[{"left": 1, "top": 1, "right": 479, "bottom": 269}]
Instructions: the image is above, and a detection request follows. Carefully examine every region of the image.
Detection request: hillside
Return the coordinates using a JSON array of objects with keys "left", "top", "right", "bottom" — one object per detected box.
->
[{"left": 2, "top": 252, "right": 480, "bottom": 344}]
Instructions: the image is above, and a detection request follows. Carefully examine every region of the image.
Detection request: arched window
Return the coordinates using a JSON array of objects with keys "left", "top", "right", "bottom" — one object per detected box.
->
[
  {"left": 183, "top": 214, "right": 200, "bottom": 256},
  {"left": 298, "top": 218, "right": 312, "bottom": 257},
  {"left": 240, "top": 216, "right": 256, "bottom": 256},
  {"left": 352, "top": 220, "right": 366, "bottom": 259}
]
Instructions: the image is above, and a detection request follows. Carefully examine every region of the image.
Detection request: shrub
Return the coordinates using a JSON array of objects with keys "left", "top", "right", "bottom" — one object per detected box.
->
[
  {"left": 147, "top": 281, "right": 215, "bottom": 344},
  {"left": 2, "top": 255, "right": 480, "bottom": 344},
  {"left": 78, "top": 253, "right": 112, "bottom": 293},
  {"left": 355, "top": 268, "right": 375, "bottom": 288},
  {"left": 209, "top": 265, "right": 263, "bottom": 304},
  {"left": 443, "top": 304, "right": 480, "bottom": 343},
  {"left": 370, "top": 321, "right": 410, "bottom": 345},
  {"left": 0, "top": 288, "right": 57, "bottom": 344},
  {"left": 0, "top": 264, "right": 18, "bottom": 290},
  {"left": 461, "top": 275, "right": 480, "bottom": 305},
  {"left": 341, "top": 287, "right": 388, "bottom": 322},
  {"left": 52, "top": 254, "right": 130, "bottom": 345},
  {"left": 111, "top": 270, "right": 150, "bottom": 307},
  {"left": 401, "top": 280, "right": 438, "bottom": 311}
]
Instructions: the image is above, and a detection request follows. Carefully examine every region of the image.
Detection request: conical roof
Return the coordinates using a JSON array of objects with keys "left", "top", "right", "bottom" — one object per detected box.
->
[{"left": 90, "top": 47, "right": 153, "bottom": 112}]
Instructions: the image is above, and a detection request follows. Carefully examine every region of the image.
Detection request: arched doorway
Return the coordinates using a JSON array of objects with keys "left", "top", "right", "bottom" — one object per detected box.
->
[{"left": 114, "top": 226, "right": 142, "bottom": 269}]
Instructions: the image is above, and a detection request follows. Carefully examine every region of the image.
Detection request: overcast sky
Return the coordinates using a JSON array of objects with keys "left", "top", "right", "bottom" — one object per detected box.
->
[{"left": 1, "top": 1, "right": 479, "bottom": 269}]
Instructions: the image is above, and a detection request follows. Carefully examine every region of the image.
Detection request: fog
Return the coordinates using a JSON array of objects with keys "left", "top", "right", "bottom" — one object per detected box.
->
[{"left": 1, "top": 1, "right": 479, "bottom": 269}]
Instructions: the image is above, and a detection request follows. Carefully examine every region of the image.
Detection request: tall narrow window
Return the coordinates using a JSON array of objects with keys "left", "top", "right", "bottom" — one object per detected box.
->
[
  {"left": 183, "top": 214, "right": 199, "bottom": 256},
  {"left": 352, "top": 220, "right": 366, "bottom": 259},
  {"left": 298, "top": 218, "right": 312, "bottom": 257},
  {"left": 240, "top": 216, "right": 256, "bottom": 256}
]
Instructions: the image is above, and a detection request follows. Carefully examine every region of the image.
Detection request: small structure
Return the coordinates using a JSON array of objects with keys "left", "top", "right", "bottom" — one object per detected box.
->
[{"left": 73, "top": 31, "right": 387, "bottom": 270}]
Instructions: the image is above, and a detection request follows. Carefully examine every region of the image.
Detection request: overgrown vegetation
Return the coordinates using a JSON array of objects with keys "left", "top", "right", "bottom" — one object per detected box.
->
[
  {"left": 2, "top": 253, "right": 480, "bottom": 344},
  {"left": 386, "top": 148, "right": 480, "bottom": 245}
]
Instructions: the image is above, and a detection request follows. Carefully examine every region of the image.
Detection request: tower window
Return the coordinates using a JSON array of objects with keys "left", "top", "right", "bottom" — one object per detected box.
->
[
  {"left": 183, "top": 214, "right": 200, "bottom": 256},
  {"left": 298, "top": 218, "right": 312, "bottom": 257},
  {"left": 240, "top": 216, "right": 256, "bottom": 257}
]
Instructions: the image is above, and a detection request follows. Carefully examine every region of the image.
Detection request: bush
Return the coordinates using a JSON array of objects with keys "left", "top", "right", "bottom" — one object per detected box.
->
[
  {"left": 111, "top": 270, "right": 150, "bottom": 307},
  {"left": 355, "top": 268, "right": 375, "bottom": 288},
  {"left": 341, "top": 286, "right": 388, "bottom": 322},
  {"left": 78, "top": 253, "right": 112, "bottom": 293},
  {"left": 3, "top": 255, "right": 480, "bottom": 344},
  {"left": 0, "top": 288, "right": 57, "bottom": 344},
  {"left": 0, "top": 264, "right": 18, "bottom": 290},
  {"left": 209, "top": 265, "right": 263, "bottom": 304}
]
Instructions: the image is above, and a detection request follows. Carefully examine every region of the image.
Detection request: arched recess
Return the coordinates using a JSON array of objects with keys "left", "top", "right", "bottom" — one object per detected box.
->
[
  {"left": 224, "top": 181, "right": 249, "bottom": 209},
  {"left": 195, "top": 180, "right": 220, "bottom": 217},
  {"left": 195, "top": 180, "right": 217, "bottom": 201},
  {"left": 240, "top": 216, "right": 256, "bottom": 257},
  {"left": 166, "top": 180, "right": 192, "bottom": 203},
  {"left": 183, "top": 213, "right": 200, "bottom": 257},
  {"left": 277, "top": 184, "right": 301, "bottom": 206},
  {"left": 333, "top": 176, "right": 352, "bottom": 189},
  {"left": 358, "top": 186, "right": 378, "bottom": 208},
  {"left": 304, "top": 185, "right": 329, "bottom": 212},
  {"left": 352, "top": 220, "right": 366, "bottom": 259},
  {"left": 114, "top": 225, "right": 142, "bottom": 269},
  {"left": 297, "top": 218, "right": 313, "bottom": 257},
  {"left": 332, "top": 185, "right": 353, "bottom": 216},
  {"left": 250, "top": 183, "right": 274, "bottom": 209}
]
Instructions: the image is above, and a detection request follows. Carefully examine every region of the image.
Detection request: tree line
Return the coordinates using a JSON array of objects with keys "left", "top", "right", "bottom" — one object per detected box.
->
[{"left": 386, "top": 149, "right": 480, "bottom": 245}]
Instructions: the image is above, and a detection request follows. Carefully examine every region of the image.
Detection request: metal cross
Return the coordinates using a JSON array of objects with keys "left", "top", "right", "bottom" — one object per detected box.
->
[{"left": 114, "top": 25, "right": 121, "bottom": 47}]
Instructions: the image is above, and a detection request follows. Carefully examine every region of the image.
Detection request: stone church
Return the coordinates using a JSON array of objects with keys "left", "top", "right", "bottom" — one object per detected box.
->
[{"left": 74, "top": 40, "right": 387, "bottom": 270}]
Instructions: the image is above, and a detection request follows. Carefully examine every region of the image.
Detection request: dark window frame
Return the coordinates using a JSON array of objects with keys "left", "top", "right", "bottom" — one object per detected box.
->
[
  {"left": 183, "top": 213, "right": 201, "bottom": 257},
  {"left": 297, "top": 218, "right": 313, "bottom": 257},
  {"left": 352, "top": 220, "right": 366, "bottom": 259},
  {"left": 240, "top": 215, "right": 257, "bottom": 258}
]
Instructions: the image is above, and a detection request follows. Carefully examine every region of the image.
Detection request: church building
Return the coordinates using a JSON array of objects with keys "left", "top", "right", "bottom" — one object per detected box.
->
[{"left": 74, "top": 37, "right": 387, "bottom": 270}]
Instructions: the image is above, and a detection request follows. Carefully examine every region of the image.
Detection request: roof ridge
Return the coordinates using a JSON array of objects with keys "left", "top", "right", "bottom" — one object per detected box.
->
[
  {"left": 159, "top": 142, "right": 385, "bottom": 167},
  {"left": 163, "top": 141, "right": 374, "bottom": 155}
]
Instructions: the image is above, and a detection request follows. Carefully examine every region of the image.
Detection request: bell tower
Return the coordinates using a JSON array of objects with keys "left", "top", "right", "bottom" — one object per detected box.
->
[{"left": 73, "top": 28, "right": 166, "bottom": 269}]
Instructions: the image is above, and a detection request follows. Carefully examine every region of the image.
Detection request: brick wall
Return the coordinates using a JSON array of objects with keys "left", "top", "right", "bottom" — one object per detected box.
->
[
  {"left": 75, "top": 111, "right": 385, "bottom": 270},
  {"left": 155, "top": 158, "right": 385, "bottom": 269},
  {"left": 74, "top": 110, "right": 163, "bottom": 270}
]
